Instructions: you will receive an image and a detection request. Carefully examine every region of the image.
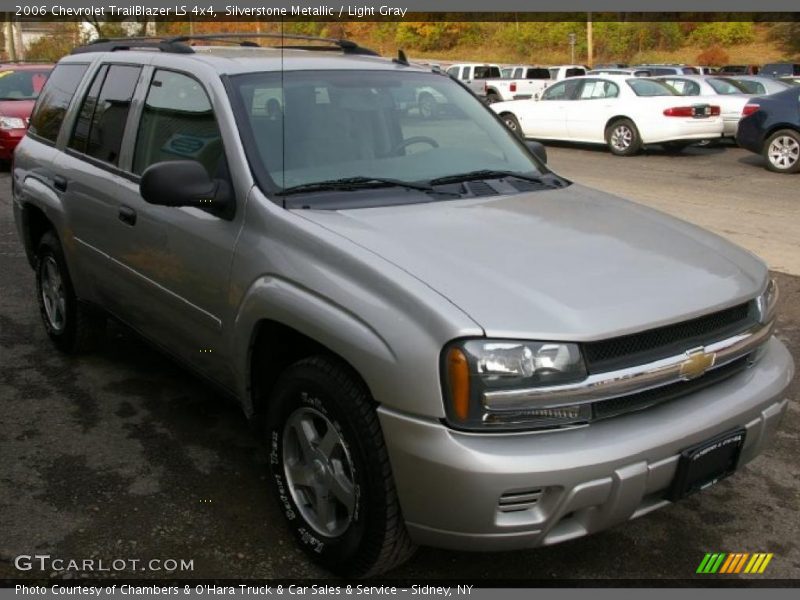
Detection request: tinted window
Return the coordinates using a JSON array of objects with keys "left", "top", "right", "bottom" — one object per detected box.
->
[
  {"left": 69, "top": 64, "right": 140, "bottom": 166},
  {"left": 474, "top": 66, "right": 500, "bottom": 79},
  {"left": 682, "top": 67, "right": 700, "bottom": 74},
  {"left": 29, "top": 64, "right": 88, "bottom": 143},
  {"left": 525, "top": 68, "right": 551, "bottom": 79},
  {"left": 460, "top": 67, "right": 469, "bottom": 79},
  {"left": 737, "top": 80, "right": 766, "bottom": 94},
  {"left": 133, "top": 70, "right": 223, "bottom": 178},
  {"left": 627, "top": 79, "right": 676, "bottom": 96},
  {"left": 565, "top": 68, "right": 586, "bottom": 78}
]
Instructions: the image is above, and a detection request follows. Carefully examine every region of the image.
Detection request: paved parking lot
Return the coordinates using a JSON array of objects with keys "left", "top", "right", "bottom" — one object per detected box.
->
[{"left": 1, "top": 146, "right": 798, "bottom": 581}]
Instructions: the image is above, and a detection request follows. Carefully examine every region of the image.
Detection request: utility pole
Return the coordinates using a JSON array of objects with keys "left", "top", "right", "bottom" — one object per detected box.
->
[
  {"left": 587, "top": 13, "right": 593, "bottom": 67},
  {"left": 568, "top": 32, "right": 576, "bottom": 64}
]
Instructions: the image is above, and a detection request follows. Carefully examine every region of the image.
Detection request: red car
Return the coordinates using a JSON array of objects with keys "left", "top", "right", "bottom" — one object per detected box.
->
[{"left": 0, "top": 63, "right": 53, "bottom": 161}]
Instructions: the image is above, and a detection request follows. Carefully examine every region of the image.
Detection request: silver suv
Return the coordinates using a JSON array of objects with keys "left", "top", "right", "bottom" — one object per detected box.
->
[{"left": 12, "top": 34, "right": 794, "bottom": 576}]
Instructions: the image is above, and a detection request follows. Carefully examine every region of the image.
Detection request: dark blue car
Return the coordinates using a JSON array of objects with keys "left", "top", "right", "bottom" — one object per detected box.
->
[{"left": 736, "top": 86, "right": 800, "bottom": 173}]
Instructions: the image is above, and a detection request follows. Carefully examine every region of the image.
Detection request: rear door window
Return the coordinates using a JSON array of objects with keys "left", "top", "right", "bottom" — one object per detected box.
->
[
  {"left": 28, "top": 63, "right": 89, "bottom": 143},
  {"left": 68, "top": 64, "right": 141, "bottom": 166}
]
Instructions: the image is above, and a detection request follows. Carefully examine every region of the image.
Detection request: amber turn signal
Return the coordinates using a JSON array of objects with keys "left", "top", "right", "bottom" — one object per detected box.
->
[{"left": 447, "top": 347, "right": 470, "bottom": 422}]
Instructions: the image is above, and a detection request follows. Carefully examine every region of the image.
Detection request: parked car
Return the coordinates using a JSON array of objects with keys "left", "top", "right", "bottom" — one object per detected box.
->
[
  {"left": 760, "top": 63, "right": 800, "bottom": 78},
  {"left": 484, "top": 66, "right": 552, "bottom": 103},
  {"left": 694, "top": 66, "right": 716, "bottom": 75},
  {"left": 634, "top": 64, "right": 699, "bottom": 75},
  {"left": 445, "top": 63, "right": 502, "bottom": 96},
  {"left": 13, "top": 35, "right": 793, "bottom": 577},
  {"left": 491, "top": 75, "right": 723, "bottom": 155},
  {"left": 737, "top": 86, "right": 800, "bottom": 173},
  {"left": 654, "top": 75, "right": 754, "bottom": 138},
  {"left": 718, "top": 65, "right": 759, "bottom": 75},
  {"left": 0, "top": 63, "right": 52, "bottom": 161},
  {"left": 779, "top": 76, "right": 800, "bottom": 86},
  {"left": 730, "top": 75, "right": 793, "bottom": 96}
]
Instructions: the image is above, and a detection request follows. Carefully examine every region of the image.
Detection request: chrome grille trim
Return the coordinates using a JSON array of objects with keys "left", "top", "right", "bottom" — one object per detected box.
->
[{"left": 482, "top": 319, "right": 774, "bottom": 412}]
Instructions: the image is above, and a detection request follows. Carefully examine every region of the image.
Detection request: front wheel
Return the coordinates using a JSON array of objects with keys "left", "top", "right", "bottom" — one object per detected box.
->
[
  {"left": 266, "top": 356, "right": 416, "bottom": 576},
  {"left": 605, "top": 118, "right": 642, "bottom": 156},
  {"left": 764, "top": 129, "right": 800, "bottom": 173}
]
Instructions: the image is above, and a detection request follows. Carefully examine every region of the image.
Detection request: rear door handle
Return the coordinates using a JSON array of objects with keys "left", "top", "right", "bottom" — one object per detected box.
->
[
  {"left": 118, "top": 205, "right": 137, "bottom": 226},
  {"left": 53, "top": 175, "right": 67, "bottom": 192}
]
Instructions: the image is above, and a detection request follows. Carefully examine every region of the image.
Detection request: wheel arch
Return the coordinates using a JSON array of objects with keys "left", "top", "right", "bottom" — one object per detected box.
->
[
  {"left": 604, "top": 115, "right": 634, "bottom": 132},
  {"left": 762, "top": 124, "right": 800, "bottom": 149},
  {"left": 19, "top": 202, "right": 57, "bottom": 268}
]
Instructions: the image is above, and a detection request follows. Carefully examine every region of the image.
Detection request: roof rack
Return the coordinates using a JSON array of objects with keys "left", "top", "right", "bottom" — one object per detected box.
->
[{"left": 71, "top": 33, "right": 379, "bottom": 57}]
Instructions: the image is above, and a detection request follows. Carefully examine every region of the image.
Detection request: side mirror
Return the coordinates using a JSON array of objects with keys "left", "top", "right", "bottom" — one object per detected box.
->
[
  {"left": 525, "top": 141, "right": 547, "bottom": 164},
  {"left": 140, "top": 160, "right": 231, "bottom": 210}
]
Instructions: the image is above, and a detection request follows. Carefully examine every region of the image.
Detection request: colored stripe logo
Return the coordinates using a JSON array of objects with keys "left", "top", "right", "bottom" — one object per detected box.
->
[{"left": 697, "top": 553, "right": 773, "bottom": 574}]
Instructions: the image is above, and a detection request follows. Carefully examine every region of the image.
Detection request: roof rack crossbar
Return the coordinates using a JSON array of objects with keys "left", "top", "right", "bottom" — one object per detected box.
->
[{"left": 70, "top": 33, "right": 379, "bottom": 57}]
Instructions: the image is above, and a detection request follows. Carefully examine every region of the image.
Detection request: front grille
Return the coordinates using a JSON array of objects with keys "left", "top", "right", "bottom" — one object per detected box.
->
[
  {"left": 583, "top": 302, "right": 754, "bottom": 373},
  {"left": 592, "top": 355, "right": 751, "bottom": 421}
]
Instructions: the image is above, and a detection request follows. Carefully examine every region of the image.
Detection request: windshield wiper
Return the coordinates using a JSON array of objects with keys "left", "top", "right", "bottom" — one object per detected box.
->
[
  {"left": 428, "top": 169, "right": 555, "bottom": 187},
  {"left": 276, "top": 176, "right": 447, "bottom": 196}
]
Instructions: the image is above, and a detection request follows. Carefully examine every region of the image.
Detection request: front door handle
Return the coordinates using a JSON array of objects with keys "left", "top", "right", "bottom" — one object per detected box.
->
[
  {"left": 53, "top": 175, "right": 67, "bottom": 192},
  {"left": 118, "top": 205, "right": 137, "bottom": 226}
]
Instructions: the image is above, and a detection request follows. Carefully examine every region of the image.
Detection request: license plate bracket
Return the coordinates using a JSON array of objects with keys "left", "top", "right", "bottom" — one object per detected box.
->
[{"left": 668, "top": 428, "right": 746, "bottom": 501}]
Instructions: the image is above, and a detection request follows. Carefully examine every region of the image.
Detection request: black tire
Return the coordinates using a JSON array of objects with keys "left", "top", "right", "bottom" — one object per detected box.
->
[
  {"left": 605, "top": 118, "right": 642, "bottom": 156},
  {"left": 501, "top": 113, "right": 523, "bottom": 139},
  {"left": 763, "top": 129, "right": 800, "bottom": 174},
  {"left": 266, "top": 356, "right": 416, "bottom": 577},
  {"left": 418, "top": 92, "right": 436, "bottom": 119},
  {"left": 35, "top": 230, "right": 104, "bottom": 353},
  {"left": 485, "top": 92, "right": 501, "bottom": 105}
]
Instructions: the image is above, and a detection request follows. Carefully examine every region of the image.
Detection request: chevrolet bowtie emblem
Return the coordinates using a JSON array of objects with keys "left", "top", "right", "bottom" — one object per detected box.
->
[{"left": 679, "top": 347, "right": 716, "bottom": 380}]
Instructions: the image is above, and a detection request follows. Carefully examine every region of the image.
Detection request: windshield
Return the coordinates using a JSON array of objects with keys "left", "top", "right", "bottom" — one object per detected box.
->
[
  {"left": 229, "top": 70, "right": 544, "bottom": 199},
  {"left": 627, "top": 79, "right": 677, "bottom": 96},
  {"left": 707, "top": 77, "right": 748, "bottom": 94},
  {"left": 0, "top": 69, "right": 50, "bottom": 100}
]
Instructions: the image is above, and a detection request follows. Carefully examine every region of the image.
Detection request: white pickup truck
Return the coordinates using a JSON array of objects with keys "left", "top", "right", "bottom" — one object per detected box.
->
[
  {"left": 484, "top": 66, "right": 552, "bottom": 103},
  {"left": 445, "top": 63, "right": 502, "bottom": 97},
  {"left": 484, "top": 64, "right": 590, "bottom": 103}
]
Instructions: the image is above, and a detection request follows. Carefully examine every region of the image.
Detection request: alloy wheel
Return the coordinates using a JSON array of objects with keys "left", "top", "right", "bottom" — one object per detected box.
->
[
  {"left": 768, "top": 135, "right": 800, "bottom": 170},
  {"left": 40, "top": 256, "right": 66, "bottom": 332},
  {"left": 282, "top": 407, "right": 356, "bottom": 537},
  {"left": 611, "top": 125, "right": 633, "bottom": 151}
]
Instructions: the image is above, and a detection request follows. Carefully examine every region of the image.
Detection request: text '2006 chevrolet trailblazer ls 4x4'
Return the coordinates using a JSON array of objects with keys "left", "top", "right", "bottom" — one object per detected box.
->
[{"left": 12, "top": 34, "right": 794, "bottom": 576}]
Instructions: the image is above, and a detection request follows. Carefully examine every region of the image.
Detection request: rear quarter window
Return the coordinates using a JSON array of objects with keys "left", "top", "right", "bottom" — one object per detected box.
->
[{"left": 28, "top": 63, "right": 89, "bottom": 143}]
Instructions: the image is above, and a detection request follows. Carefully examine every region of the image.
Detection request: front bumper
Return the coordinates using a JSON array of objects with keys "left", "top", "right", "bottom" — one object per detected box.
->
[
  {"left": 0, "top": 128, "right": 25, "bottom": 160},
  {"left": 379, "top": 336, "right": 793, "bottom": 551}
]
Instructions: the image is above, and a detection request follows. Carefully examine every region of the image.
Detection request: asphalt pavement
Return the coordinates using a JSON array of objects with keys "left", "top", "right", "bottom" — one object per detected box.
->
[{"left": 1, "top": 147, "right": 798, "bottom": 582}]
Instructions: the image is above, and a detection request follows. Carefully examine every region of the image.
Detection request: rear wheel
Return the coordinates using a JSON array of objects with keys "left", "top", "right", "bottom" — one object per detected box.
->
[
  {"left": 266, "top": 356, "right": 416, "bottom": 576},
  {"left": 764, "top": 129, "right": 800, "bottom": 173},
  {"left": 485, "top": 92, "right": 501, "bottom": 105},
  {"left": 35, "top": 231, "right": 104, "bottom": 353},
  {"left": 605, "top": 118, "right": 642, "bottom": 156},
  {"left": 501, "top": 113, "right": 523, "bottom": 138}
]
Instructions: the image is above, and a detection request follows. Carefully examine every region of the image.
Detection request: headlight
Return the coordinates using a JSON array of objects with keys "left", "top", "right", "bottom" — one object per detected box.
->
[
  {"left": 442, "top": 339, "right": 589, "bottom": 431},
  {"left": 756, "top": 279, "right": 778, "bottom": 324},
  {"left": 0, "top": 116, "right": 26, "bottom": 130}
]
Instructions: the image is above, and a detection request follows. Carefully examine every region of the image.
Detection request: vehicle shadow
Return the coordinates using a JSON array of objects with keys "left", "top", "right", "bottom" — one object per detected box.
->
[{"left": 537, "top": 139, "right": 729, "bottom": 157}]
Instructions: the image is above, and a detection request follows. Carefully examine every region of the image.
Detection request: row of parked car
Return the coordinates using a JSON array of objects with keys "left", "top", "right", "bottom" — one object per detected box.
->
[{"left": 452, "top": 67, "right": 799, "bottom": 173}]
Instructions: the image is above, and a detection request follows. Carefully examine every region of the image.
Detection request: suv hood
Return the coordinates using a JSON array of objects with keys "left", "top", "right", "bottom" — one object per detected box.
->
[{"left": 295, "top": 184, "right": 766, "bottom": 340}]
